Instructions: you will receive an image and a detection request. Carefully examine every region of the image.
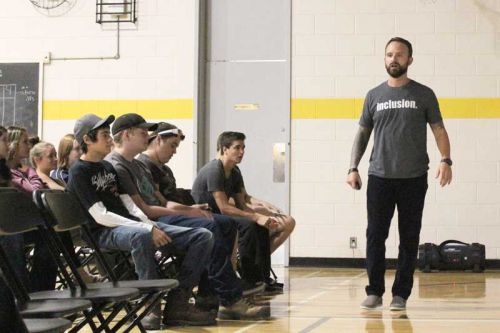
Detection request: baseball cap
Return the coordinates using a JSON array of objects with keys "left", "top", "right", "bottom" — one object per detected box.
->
[
  {"left": 111, "top": 113, "right": 158, "bottom": 135},
  {"left": 74, "top": 114, "right": 115, "bottom": 145}
]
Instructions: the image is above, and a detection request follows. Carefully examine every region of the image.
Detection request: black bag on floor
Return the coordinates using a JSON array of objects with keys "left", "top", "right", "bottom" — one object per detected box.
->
[{"left": 417, "top": 240, "right": 485, "bottom": 273}]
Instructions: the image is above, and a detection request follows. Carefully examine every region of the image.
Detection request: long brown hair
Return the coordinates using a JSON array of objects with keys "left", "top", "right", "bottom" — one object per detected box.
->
[
  {"left": 57, "top": 134, "right": 75, "bottom": 169},
  {"left": 7, "top": 126, "right": 28, "bottom": 163}
]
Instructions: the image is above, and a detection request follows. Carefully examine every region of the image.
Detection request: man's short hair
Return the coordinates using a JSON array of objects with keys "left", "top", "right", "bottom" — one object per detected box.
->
[
  {"left": 80, "top": 128, "right": 100, "bottom": 154},
  {"left": 217, "top": 131, "right": 246, "bottom": 153},
  {"left": 385, "top": 37, "right": 413, "bottom": 57}
]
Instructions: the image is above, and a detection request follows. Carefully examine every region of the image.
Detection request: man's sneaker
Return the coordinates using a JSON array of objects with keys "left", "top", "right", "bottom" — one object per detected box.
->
[
  {"left": 360, "top": 295, "right": 383, "bottom": 310},
  {"left": 218, "top": 298, "right": 269, "bottom": 320},
  {"left": 241, "top": 280, "right": 266, "bottom": 297},
  {"left": 264, "top": 278, "right": 284, "bottom": 294},
  {"left": 389, "top": 296, "right": 406, "bottom": 311},
  {"left": 163, "top": 288, "right": 216, "bottom": 326},
  {"left": 140, "top": 312, "right": 161, "bottom": 330},
  {"left": 140, "top": 303, "right": 161, "bottom": 330}
]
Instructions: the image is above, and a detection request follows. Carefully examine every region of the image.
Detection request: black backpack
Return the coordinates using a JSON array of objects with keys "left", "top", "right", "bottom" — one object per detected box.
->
[{"left": 417, "top": 240, "right": 485, "bottom": 273}]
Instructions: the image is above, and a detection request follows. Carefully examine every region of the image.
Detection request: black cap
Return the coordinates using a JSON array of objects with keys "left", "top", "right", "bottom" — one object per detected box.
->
[
  {"left": 111, "top": 113, "right": 158, "bottom": 136},
  {"left": 74, "top": 114, "right": 115, "bottom": 145}
]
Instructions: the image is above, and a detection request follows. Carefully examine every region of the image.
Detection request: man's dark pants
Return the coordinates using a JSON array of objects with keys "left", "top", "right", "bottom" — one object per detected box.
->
[
  {"left": 232, "top": 217, "right": 271, "bottom": 284},
  {"left": 365, "top": 173, "right": 427, "bottom": 300}
]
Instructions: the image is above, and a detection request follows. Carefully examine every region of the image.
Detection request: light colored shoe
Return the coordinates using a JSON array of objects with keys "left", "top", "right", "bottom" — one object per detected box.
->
[
  {"left": 241, "top": 280, "right": 266, "bottom": 297},
  {"left": 140, "top": 304, "right": 161, "bottom": 330},
  {"left": 141, "top": 312, "right": 161, "bottom": 330},
  {"left": 389, "top": 296, "right": 406, "bottom": 311},
  {"left": 360, "top": 295, "right": 382, "bottom": 310},
  {"left": 218, "top": 298, "right": 269, "bottom": 320}
]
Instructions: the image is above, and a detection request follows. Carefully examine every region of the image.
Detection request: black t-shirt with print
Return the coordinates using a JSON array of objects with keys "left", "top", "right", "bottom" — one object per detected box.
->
[{"left": 67, "top": 159, "right": 139, "bottom": 232}]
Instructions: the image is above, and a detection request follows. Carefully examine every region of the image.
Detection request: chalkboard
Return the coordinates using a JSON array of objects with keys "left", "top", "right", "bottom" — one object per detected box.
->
[{"left": 0, "top": 62, "right": 41, "bottom": 135}]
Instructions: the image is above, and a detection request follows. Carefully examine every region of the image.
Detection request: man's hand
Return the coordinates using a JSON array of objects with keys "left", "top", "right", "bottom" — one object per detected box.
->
[
  {"left": 151, "top": 227, "right": 172, "bottom": 248},
  {"left": 256, "top": 215, "right": 279, "bottom": 231},
  {"left": 435, "top": 162, "right": 452, "bottom": 187},
  {"left": 188, "top": 207, "right": 214, "bottom": 220},
  {"left": 346, "top": 171, "right": 362, "bottom": 190}
]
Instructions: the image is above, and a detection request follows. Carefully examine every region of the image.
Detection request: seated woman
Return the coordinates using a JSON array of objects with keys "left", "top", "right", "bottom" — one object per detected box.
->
[
  {"left": 3, "top": 126, "right": 57, "bottom": 292},
  {"left": 50, "top": 134, "right": 80, "bottom": 186},
  {"left": 0, "top": 127, "right": 24, "bottom": 332},
  {"left": 30, "top": 139, "right": 104, "bottom": 283}
]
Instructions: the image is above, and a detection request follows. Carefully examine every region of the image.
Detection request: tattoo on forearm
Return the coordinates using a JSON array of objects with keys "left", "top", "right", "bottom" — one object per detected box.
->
[{"left": 350, "top": 127, "right": 372, "bottom": 168}]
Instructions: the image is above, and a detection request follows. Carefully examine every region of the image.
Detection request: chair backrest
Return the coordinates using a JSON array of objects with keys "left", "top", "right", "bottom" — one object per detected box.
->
[
  {"left": 40, "top": 190, "right": 88, "bottom": 232},
  {"left": 0, "top": 191, "right": 45, "bottom": 235},
  {"left": 0, "top": 187, "right": 18, "bottom": 192}
]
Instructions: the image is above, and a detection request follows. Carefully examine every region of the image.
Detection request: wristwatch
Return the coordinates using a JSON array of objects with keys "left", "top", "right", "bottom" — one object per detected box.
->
[
  {"left": 348, "top": 167, "right": 359, "bottom": 175},
  {"left": 441, "top": 158, "right": 453, "bottom": 166}
]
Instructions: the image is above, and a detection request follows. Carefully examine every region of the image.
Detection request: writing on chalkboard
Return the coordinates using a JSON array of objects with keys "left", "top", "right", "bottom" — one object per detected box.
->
[{"left": 0, "top": 63, "right": 41, "bottom": 135}]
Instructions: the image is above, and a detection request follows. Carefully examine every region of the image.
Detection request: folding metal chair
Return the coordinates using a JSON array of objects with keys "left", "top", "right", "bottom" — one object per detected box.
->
[
  {"left": 0, "top": 189, "right": 142, "bottom": 333},
  {"left": 35, "top": 189, "right": 179, "bottom": 331}
]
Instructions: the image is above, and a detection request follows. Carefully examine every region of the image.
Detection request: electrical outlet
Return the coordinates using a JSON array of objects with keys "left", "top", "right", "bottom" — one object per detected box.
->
[{"left": 349, "top": 236, "right": 357, "bottom": 249}]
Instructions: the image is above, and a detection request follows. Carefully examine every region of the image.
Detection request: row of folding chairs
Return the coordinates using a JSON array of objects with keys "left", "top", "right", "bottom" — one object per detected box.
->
[{"left": 0, "top": 188, "right": 179, "bottom": 333}]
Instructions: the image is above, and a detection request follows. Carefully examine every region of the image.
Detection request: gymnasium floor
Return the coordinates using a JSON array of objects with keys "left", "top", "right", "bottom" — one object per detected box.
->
[{"left": 84, "top": 267, "right": 500, "bottom": 332}]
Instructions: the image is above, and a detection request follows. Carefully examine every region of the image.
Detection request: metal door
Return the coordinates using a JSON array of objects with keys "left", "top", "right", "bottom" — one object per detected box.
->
[{"left": 196, "top": 0, "right": 291, "bottom": 265}]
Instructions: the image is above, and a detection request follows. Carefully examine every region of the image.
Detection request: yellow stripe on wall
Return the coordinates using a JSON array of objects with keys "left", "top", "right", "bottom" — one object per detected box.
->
[
  {"left": 43, "top": 99, "right": 193, "bottom": 120},
  {"left": 292, "top": 98, "right": 500, "bottom": 119},
  {"left": 42, "top": 98, "right": 500, "bottom": 121}
]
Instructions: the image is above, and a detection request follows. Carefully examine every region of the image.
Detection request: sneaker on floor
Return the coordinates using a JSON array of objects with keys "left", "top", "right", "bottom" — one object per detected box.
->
[
  {"left": 360, "top": 295, "right": 383, "bottom": 310},
  {"left": 241, "top": 280, "right": 266, "bottom": 297},
  {"left": 140, "top": 303, "right": 162, "bottom": 330},
  {"left": 264, "top": 278, "right": 284, "bottom": 294},
  {"left": 218, "top": 298, "right": 269, "bottom": 320},
  {"left": 140, "top": 312, "right": 161, "bottom": 330},
  {"left": 390, "top": 296, "right": 406, "bottom": 311}
]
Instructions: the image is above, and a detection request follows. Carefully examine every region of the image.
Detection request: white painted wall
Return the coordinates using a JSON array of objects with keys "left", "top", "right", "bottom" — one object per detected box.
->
[{"left": 0, "top": 0, "right": 196, "bottom": 187}]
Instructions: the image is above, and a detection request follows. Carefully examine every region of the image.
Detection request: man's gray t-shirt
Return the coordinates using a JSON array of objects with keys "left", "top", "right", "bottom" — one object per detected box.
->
[
  {"left": 104, "top": 151, "right": 161, "bottom": 206},
  {"left": 191, "top": 159, "right": 244, "bottom": 214},
  {"left": 360, "top": 80, "right": 442, "bottom": 179}
]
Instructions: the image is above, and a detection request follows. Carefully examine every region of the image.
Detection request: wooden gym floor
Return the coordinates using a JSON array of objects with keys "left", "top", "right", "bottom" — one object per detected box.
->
[{"left": 81, "top": 267, "right": 500, "bottom": 332}]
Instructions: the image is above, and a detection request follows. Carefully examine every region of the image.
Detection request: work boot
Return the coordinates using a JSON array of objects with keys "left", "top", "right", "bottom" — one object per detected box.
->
[
  {"left": 195, "top": 292, "right": 219, "bottom": 312},
  {"left": 163, "top": 288, "right": 216, "bottom": 326},
  {"left": 218, "top": 297, "right": 269, "bottom": 320}
]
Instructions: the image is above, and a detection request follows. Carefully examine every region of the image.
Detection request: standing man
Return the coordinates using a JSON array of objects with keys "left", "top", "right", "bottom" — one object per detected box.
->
[{"left": 346, "top": 37, "right": 452, "bottom": 311}]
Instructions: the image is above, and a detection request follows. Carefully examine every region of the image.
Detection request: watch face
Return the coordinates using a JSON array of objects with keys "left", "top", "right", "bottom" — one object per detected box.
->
[{"left": 442, "top": 158, "right": 452, "bottom": 166}]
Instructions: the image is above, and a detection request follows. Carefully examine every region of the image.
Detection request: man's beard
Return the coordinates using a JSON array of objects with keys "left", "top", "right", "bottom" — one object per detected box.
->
[{"left": 386, "top": 63, "right": 408, "bottom": 78}]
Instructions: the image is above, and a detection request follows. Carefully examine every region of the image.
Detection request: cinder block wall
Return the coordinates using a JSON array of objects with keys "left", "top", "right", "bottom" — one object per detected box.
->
[
  {"left": 290, "top": 0, "right": 500, "bottom": 259},
  {"left": 4, "top": 0, "right": 500, "bottom": 260}
]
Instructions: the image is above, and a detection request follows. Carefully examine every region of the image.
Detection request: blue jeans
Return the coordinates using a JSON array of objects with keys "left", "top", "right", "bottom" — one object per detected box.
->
[
  {"left": 94, "top": 222, "right": 213, "bottom": 290},
  {"left": 157, "top": 214, "right": 242, "bottom": 306}
]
